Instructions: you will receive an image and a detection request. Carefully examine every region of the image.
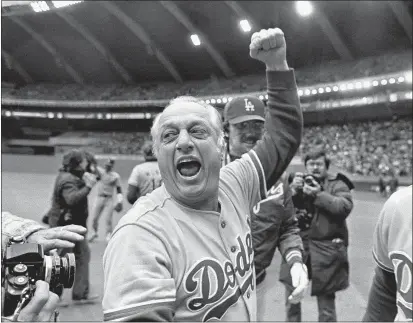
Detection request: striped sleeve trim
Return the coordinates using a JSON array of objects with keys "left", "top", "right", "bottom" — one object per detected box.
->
[
  {"left": 103, "top": 298, "right": 176, "bottom": 321},
  {"left": 372, "top": 250, "right": 393, "bottom": 273},
  {"left": 246, "top": 150, "right": 267, "bottom": 200},
  {"left": 285, "top": 250, "right": 303, "bottom": 263}
]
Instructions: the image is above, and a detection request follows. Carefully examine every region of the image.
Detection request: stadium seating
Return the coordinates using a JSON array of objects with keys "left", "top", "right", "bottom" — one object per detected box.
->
[
  {"left": 300, "top": 118, "right": 412, "bottom": 177},
  {"left": 2, "top": 50, "right": 411, "bottom": 101}
]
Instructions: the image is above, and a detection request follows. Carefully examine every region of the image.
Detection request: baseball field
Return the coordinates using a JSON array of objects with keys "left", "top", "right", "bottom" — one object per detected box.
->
[{"left": 1, "top": 154, "right": 387, "bottom": 321}]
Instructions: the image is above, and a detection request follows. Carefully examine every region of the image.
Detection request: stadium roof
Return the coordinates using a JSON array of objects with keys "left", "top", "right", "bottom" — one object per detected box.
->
[{"left": 2, "top": 1, "right": 412, "bottom": 85}]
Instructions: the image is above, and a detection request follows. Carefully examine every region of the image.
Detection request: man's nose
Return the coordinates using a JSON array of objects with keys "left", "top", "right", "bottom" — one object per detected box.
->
[{"left": 176, "top": 130, "right": 194, "bottom": 152}]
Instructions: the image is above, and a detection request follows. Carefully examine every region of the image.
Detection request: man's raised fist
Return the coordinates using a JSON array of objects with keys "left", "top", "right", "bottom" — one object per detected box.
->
[{"left": 249, "top": 28, "right": 289, "bottom": 71}]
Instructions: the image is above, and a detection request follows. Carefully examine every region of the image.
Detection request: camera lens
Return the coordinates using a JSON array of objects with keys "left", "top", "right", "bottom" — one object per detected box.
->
[{"left": 61, "top": 253, "right": 76, "bottom": 288}]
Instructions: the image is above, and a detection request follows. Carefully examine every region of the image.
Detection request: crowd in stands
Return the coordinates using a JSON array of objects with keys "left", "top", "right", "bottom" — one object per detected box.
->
[
  {"left": 300, "top": 118, "right": 412, "bottom": 177},
  {"left": 2, "top": 50, "right": 411, "bottom": 101}
]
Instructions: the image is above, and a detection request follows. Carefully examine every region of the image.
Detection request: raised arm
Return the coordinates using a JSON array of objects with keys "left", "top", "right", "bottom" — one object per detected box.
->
[{"left": 249, "top": 28, "right": 303, "bottom": 189}]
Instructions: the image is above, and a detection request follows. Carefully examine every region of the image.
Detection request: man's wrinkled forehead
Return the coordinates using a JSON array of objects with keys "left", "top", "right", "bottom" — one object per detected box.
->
[{"left": 159, "top": 102, "right": 213, "bottom": 127}]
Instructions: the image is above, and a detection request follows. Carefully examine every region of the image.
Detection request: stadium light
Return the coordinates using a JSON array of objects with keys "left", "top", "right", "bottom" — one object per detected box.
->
[
  {"left": 298, "top": 89, "right": 303, "bottom": 96},
  {"left": 363, "top": 81, "right": 371, "bottom": 88},
  {"left": 405, "top": 71, "right": 412, "bottom": 83},
  {"left": 217, "top": 99, "right": 222, "bottom": 103},
  {"left": 389, "top": 94, "right": 398, "bottom": 102},
  {"left": 205, "top": 99, "right": 210, "bottom": 104},
  {"left": 57, "top": 112, "right": 63, "bottom": 119},
  {"left": 347, "top": 83, "right": 354, "bottom": 90},
  {"left": 105, "top": 113, "right": 112, "bottom": 119},
  {"left": 311, "top": 89, "right": 317, "bottom": 95},
  {"left": 339, "top": 84, "right": 347, "bottom": 91},
  {"left": 5, "top": 111, "right": 11, "bottom": 117},
  {"left": 222, "top": 97, "right": 228, "bottom": 103},
  {"left": 190, "top": 34, "right": 201, "bottom": 46},
  {"left": 47, "top": 112, "right": 54, "bottom": 119},
  {"left": 372, "top": 80, "right": 379, "bottom": 86},
  {"left": 30, "top": 1, "right": 49, "bottom": 12},
  {"left": 265, "top": 94, "right": 268, "bottom": 99},
  {"left": 228, "top": 97, "right": 233, "bottom": 102},
  {"left": 304, "top": 89, "right": 311, "bottom": 95},
  {"left": 259, "top": 95, "right": 264, "bottom": 100},
  {"left": 318, "top": 88, "right": 324, "bottom": 94},
  {"left": 398, "top": 76, "right": 405, "bottom": 83},
  {"left": 296, "top": 1, "right": 313, "bottom": 17},
  {"left": 97, "top": 113, "right": 103, "bottom": 119},
  {"left": 355, "top": 82, "right": 362, "bottom": 89},
  {"left": 325, "top": 87, "right": 331, "bottom": 93},
  {"left": 380, "top": 79, "right": 387, "bottom": 85},
  {"left": 52, "top": 1, "right": 82, "bottom": 9},
  {"left": 210, "top": 99, "right": 216, "bottom": 104},
  {"left": 333, "top": 86, "right": 339, "bottom": 92},
  {"left": 239, "top": 19, "right": 252, "bottom": 33}
]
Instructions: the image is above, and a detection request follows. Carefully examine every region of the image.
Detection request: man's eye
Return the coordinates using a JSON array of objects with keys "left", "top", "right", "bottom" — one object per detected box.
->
[
  {"left": 191, "top": 128, "right": 207, "bottom": 136},
  {"left": 162, "top": 131, "right": 176, "bottom": 141}
]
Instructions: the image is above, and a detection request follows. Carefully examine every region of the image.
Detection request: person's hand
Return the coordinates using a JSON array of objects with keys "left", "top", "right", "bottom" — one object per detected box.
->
[
  {"left": 290, "top": 173, "right": 304, "bottom": 196},
  {"left": 288, "top": 263, "right": 309, "bottom": 304},
  {"left": 249, "top": 27, "right": 289, "bottom": 71},
  {"left": 27, "top": 225, "right": 87, "bottom": 252},
  {"left": 302, "top": 177, "right": 321, "bottom": 197},
  {"left": 83, "top": 172, "right": 97, "bottom": 188},
  {"left": 17, "top": 281, "right": 59, "bottom": 322}
]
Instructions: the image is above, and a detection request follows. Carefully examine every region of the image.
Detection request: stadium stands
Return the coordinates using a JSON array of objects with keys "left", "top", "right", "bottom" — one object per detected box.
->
[
  {"left": 2, "top": 50, "right": 411, "bottom": 101},
  {"left": 300, "top": 118, "right": 412, "bottom": 177}
]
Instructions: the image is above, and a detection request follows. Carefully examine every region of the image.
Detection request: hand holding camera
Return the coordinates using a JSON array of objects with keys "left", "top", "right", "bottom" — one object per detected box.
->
[
  {"left": 27, "top": 225, "right": 87, "bottom": 252},
  {"left": 82, "top": 172, "right": 98, "bottom": 189},
  {"left": 290, "top": 173, "right": 305, "bottom": 196},
  {"left": 302, "top": 176, "right": 322, "bottom": 197},
  {"left": 2, "top": 236, "right": 76, "bottom": 320},
  {"left": 10, "top": 280, "right": 60, "bottom": 322}
]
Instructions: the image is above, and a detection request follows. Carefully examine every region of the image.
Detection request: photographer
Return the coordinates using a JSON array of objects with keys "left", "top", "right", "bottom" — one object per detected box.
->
[
  {"left": 45, "top": 149, "right": 99, "bottom": 304},
  {"left": 279, "top": 150, "right": 354, "bottom": 322},
  {"left": 2, "top": 211, "right": 87, "bottom": 321}
]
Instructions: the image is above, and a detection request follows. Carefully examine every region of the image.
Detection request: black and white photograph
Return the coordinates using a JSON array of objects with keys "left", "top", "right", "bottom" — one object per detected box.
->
[{"left": 1, "top": 1, "right": 412, "bottom": 321}]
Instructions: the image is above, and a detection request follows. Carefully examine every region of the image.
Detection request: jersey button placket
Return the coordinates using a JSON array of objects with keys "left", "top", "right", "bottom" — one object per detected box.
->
[{"left": 230, "top": 246, "right": 237, "bottom": 253}]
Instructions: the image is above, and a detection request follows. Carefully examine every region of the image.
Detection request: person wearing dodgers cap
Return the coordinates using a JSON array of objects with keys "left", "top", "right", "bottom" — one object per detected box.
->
[{"left": 223, "top": 95, "right": 266, "bottom": 163}]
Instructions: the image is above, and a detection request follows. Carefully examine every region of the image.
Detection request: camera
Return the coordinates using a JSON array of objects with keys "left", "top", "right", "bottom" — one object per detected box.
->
[
  {"left": 303, "top": 174, "right": 322, "bottom": 187},
  {"left": 2, "top": 236, "right": 75, "bottom": 317}
]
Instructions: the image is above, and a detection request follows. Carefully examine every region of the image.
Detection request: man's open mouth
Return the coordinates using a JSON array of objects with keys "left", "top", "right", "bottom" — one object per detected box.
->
[{"left": 177, "top": 158, "right": 202, "bottom": 177}]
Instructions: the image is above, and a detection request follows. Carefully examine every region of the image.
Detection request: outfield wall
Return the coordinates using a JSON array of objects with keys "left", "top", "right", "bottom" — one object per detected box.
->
[{"left": 1, "top": 154, "right": 411, "bottom": 191}]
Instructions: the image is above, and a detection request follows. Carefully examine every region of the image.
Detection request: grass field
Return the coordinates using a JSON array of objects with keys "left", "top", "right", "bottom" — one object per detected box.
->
[{"left": 1, "top": 156, "right": 388, "bottom": 321}]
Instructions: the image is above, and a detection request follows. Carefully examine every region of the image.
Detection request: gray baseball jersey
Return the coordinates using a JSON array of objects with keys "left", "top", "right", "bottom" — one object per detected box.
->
[
  {"left": 373, "top": 185, "right": 412, "bottom": 321},
  {"left": 103, "top": 151, "right": 266, "bottom": 321},
  {"left": 128, "top": 161, "right": 162, "bottom": 197}
]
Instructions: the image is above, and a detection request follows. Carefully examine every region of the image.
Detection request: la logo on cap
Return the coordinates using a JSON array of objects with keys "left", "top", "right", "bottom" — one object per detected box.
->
[{"left": 244, "top": 98, "right": 255, "bottom": 112}]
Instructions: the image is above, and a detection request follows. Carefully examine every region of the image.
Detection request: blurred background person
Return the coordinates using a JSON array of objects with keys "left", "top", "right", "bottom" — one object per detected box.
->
[
  {"left": 45, "top": 149, "right": 99, "bottom": 305},
  {"left": 280, "top": 149, "right": 354, "bottom": 322},
  {"left": 126, "top": 141, "right": 162, "bottom": 205},
  {"left": 89, "top": 158, "right": 123, "bottom": 243}
]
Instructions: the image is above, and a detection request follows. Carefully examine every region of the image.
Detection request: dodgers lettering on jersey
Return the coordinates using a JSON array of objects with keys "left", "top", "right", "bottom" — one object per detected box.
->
[
  {"left": 103, "top": 151, "right": 267, "bottom": 322},
  {"left": 373, "top": 186, "right": 412, "bottom": 321}
]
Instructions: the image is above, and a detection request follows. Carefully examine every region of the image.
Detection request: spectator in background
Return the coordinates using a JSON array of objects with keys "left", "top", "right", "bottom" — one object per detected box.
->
[
  {"left": 280, "top": 149, "right": 354, "bottom": 322},
  {"left": 89, "top": 159, "right": 123, "bottom": 243},
  {"left": 126, "top": 142, "right": 162, "bottom": 205},
  {"left": 45, "top": 149, "right": 99, "bottom": 305},
  {"left": 222, "top": 96, "right": 306, "bottom": 290}
]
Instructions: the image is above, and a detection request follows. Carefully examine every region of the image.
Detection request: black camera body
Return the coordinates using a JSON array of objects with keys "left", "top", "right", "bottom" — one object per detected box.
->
[
  {"left": 2, "top": 236, "right": 76, "bottom": 317},
  {"left": 303, "top": 174, "right": 322, "bottom": 187}
]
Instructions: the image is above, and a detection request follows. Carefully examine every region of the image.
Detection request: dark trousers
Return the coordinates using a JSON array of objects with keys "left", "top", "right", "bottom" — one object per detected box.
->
[
  {"left": 60, "top": 239, "right": 91, "bottom": 300},
  {"left": 285, "top": 285, "right": 337, "bottom": 322}
]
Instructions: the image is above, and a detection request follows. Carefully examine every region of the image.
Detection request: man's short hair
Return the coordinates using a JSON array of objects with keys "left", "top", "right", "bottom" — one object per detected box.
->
[{"left": 304, "top": 149, "right": 330, "bottom": 169}]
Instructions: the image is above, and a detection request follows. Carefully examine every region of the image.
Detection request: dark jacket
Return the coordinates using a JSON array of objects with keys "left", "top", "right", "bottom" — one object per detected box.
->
[
  {"left": 280, "top": 172, "right": 354, "bottom": 296},
  {"left": 251, "top": 177, "right": 303, "bottom": 276},
  {"left": 47, "top": 170, "right": 91, "bottom": 228}
]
